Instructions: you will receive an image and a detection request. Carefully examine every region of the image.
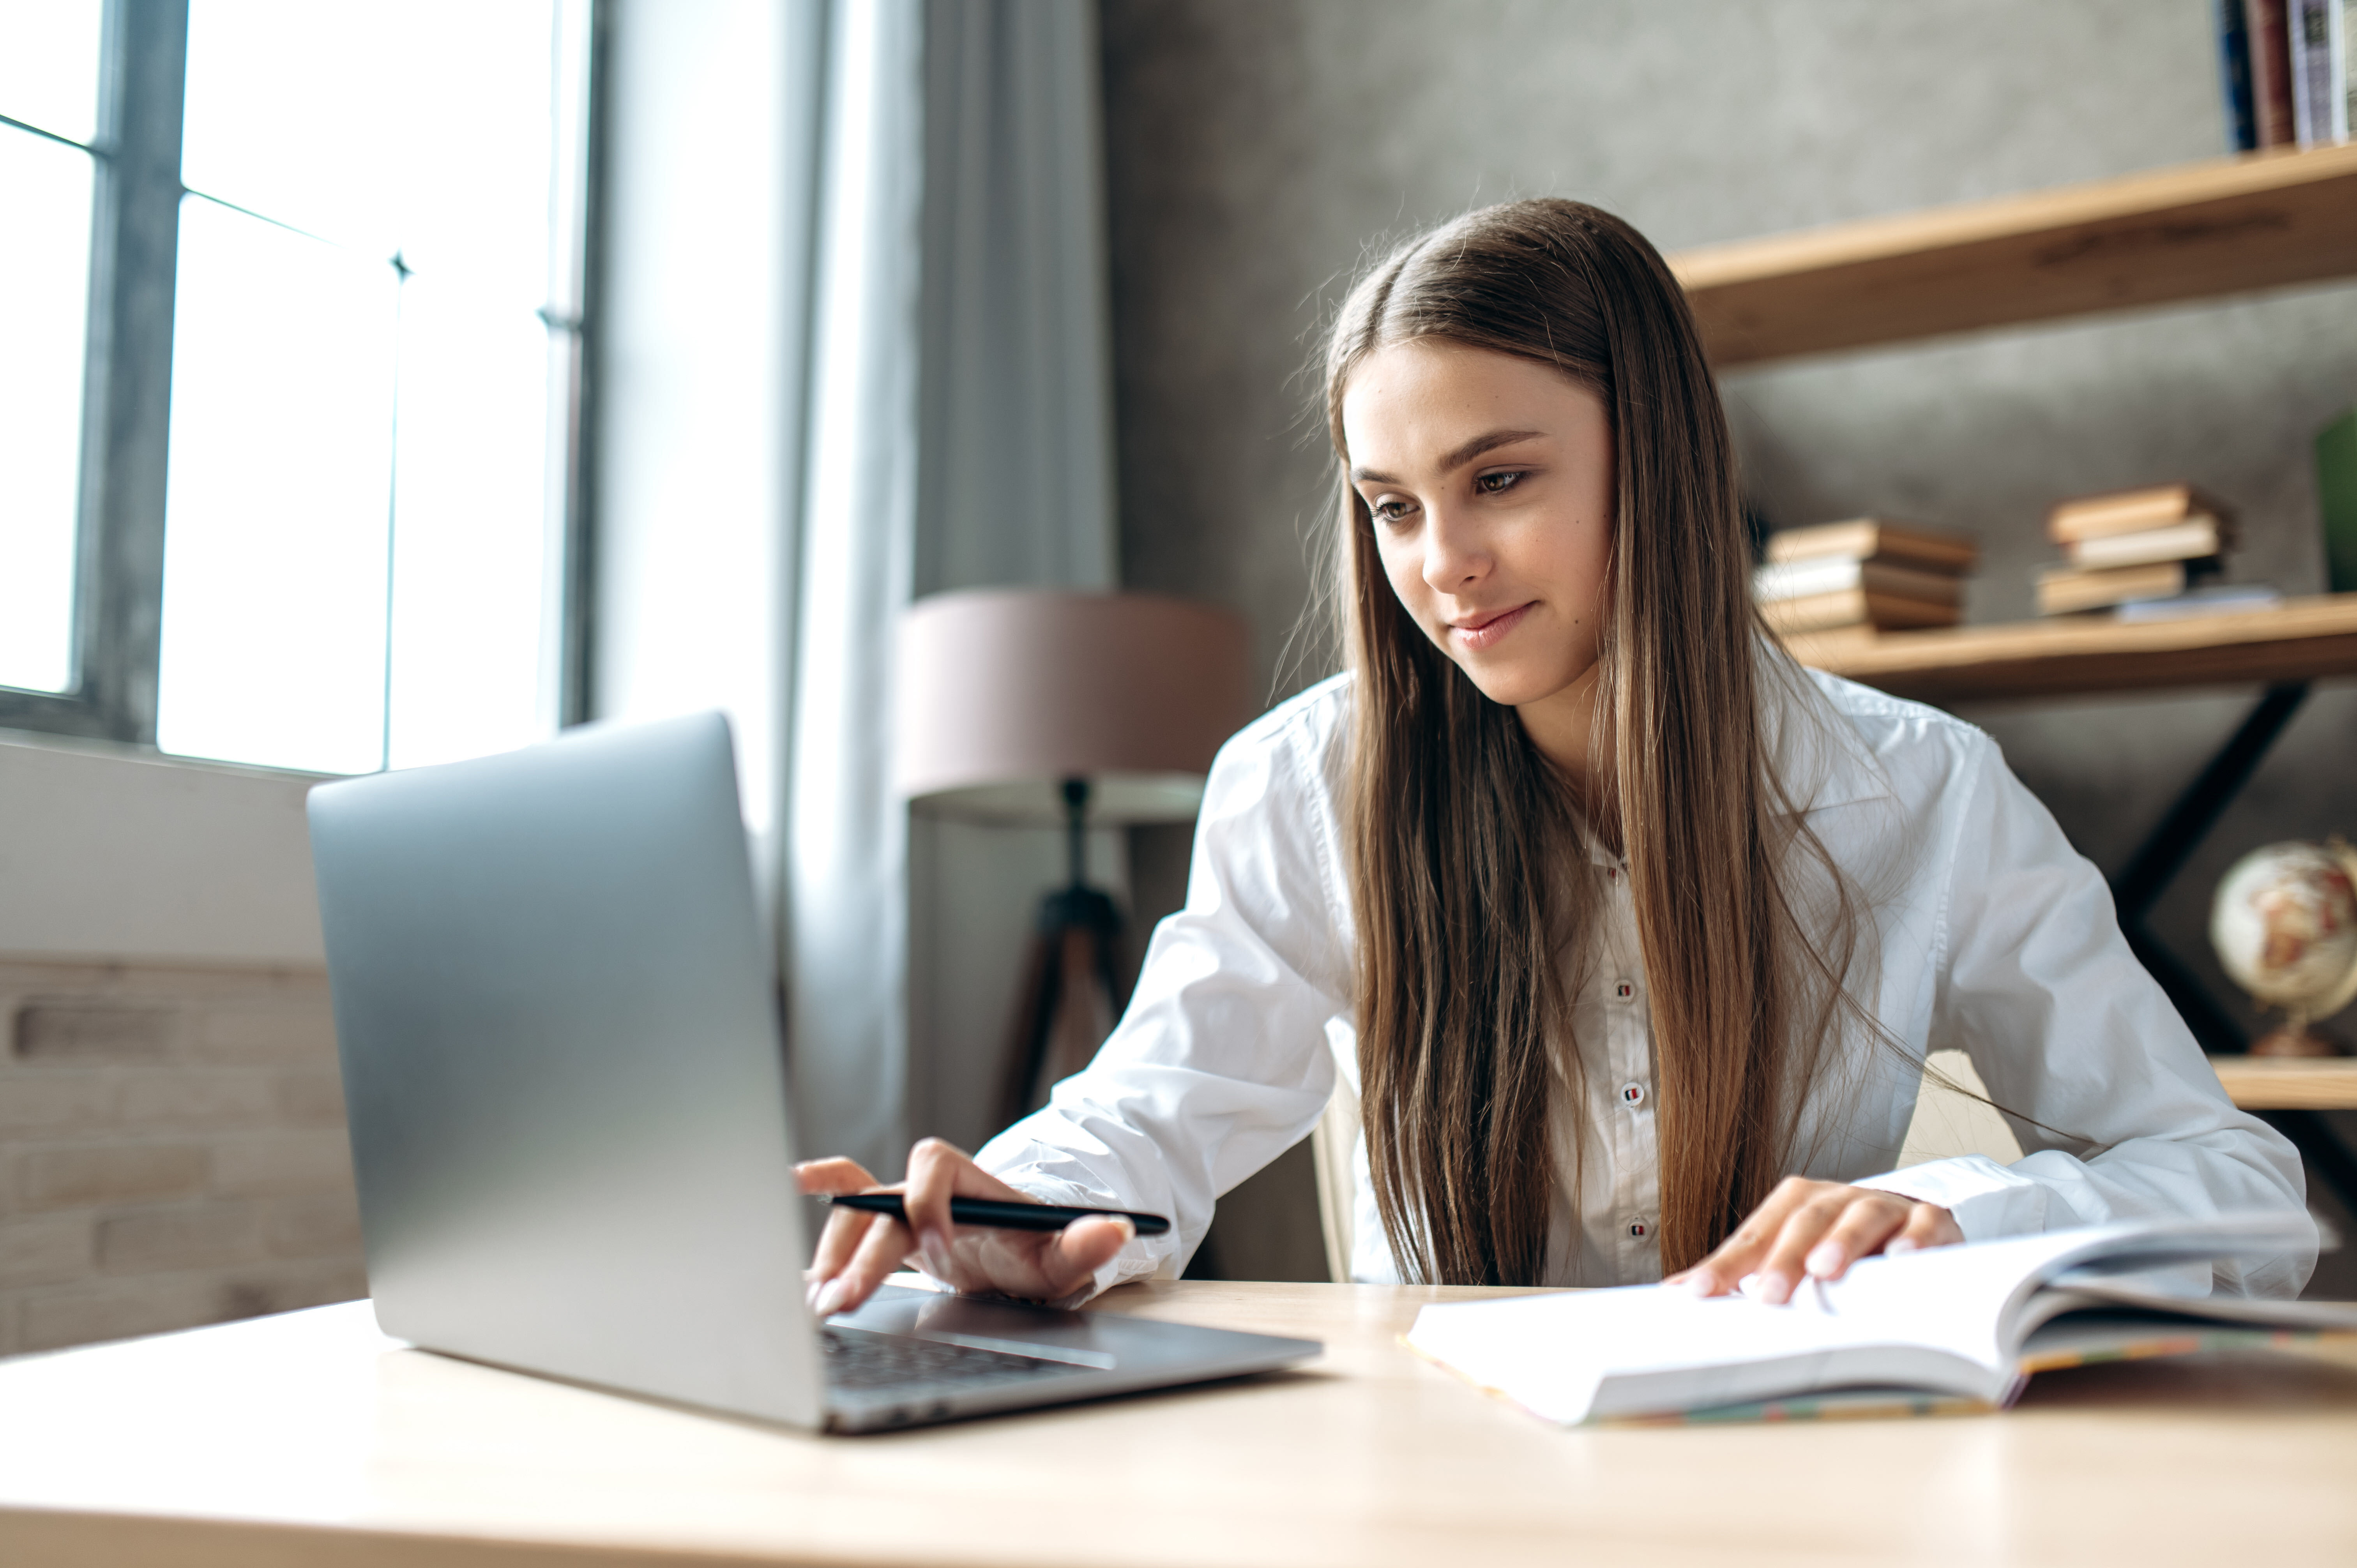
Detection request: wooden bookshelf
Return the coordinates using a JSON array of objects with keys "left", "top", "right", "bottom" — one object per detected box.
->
[
  {"left": 1693, "top": 151, "right": 2357, "bottom": 1155},
  {"left": 2209, "top": 1056, "right": 2357, "bottom": 1110},
  {"left": 1670, "top": 143, "right": 2357, "bottom": 367},
  {"left": 1784, "top": 593, "right": 2357, "bottom": 705}
]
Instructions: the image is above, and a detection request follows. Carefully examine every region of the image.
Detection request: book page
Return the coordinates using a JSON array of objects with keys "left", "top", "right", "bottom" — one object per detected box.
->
[
  {"left": 1405, "top": 1233, "right": 2085, "bottom": 1425},
  {"left": 1403, "top": 1217, "right": 2316, "bottom": 1425}
]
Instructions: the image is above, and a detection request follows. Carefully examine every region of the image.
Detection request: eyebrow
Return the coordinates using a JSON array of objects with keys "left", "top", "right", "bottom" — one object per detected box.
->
[{"left": 1350, "top": 428, "right": 1547, "bottom": 486}]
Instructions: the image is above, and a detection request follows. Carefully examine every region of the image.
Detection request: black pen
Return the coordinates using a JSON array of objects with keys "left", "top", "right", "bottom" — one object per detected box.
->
[{"left": 823, "top": 1193, "right": 1171, "bottom": 1237}]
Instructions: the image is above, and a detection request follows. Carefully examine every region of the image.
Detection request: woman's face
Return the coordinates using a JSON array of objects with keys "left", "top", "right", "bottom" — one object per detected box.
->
[{"left": 1342, "top": 338, "right": 1616, "bottom": 724}]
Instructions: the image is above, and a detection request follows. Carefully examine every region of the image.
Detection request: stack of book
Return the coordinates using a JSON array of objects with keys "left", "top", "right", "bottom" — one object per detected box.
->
[
  {"left": 2216, "top": 0, "right": 2352, "bottom": 152},
  {"left": 2035, "top": 485, "right": 2237, "bottom": 616},
  {"left": 1753, "top": 519, "right": 1977, "bottom": 636}
]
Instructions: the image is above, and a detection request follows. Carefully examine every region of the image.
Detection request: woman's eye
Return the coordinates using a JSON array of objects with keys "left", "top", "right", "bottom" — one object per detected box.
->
[
  {"left": 1370, "top": 497, "right": 1414, "bottom": 524},
  {"left": 1475, "top": 470, "right": 1525, "bottom": 496}
]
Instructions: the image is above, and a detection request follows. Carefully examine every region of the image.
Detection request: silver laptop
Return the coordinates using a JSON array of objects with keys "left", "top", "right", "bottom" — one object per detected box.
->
[{"left": 306, "top": 711, "right": 1318, "bottom": 1432}]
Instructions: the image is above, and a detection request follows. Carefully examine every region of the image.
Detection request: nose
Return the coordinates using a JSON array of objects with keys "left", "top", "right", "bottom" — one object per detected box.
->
[{"left": 1420, "top": 503, "right": 1488, "bottom": 596}]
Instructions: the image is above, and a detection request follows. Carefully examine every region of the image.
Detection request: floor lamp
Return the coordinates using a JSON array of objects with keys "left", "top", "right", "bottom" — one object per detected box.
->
[{"left": 894, "top": 590, "right": 1251, "bottom": 1127}]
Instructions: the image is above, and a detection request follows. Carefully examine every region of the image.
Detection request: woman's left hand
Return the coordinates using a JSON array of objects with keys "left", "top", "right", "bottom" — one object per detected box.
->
[{"left": 1664, "top": 1176, "right": 1963, "bottom": 1303}]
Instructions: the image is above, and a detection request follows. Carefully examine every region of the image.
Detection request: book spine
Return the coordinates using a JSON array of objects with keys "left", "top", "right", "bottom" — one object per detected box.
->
[
  {"left": 2294, "top": 0, "right": 2337, "bottom": 143},
  {"left": 2249, "top": 0, "right": 2298, "bottom": 144},
  {"left": 2047, "top": 493, "right": 2193, "bottom": 542},
  {"left": 1759, "top": 590, "right": 1869, "bottom": 634},
  {"left": 2035, "top": 562, "right": 2193, "bottom": 615},
  {"left": 2064, "top": 519, "right": 2228, "bottom": 569},
  {"left": 2219, "top": 0, "right": 2261, "bottom": 151},
  {"left": 1754, "top": 558, "right": 1860, "bottom": 602},
  {"left": 1755, "top": 559, "right": 1964, "bottom": 605},
  {"left": 2338, "top": 0, "right": 2353, "bottom": 139}
]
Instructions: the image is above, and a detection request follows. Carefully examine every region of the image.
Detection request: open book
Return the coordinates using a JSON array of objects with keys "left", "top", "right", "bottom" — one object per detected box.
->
[{"left": 1404, "top": 1215, "right": 2355, "bottom": 1426}]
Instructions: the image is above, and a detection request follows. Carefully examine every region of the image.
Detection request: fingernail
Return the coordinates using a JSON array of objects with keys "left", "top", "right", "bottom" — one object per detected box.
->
[
  {"left": 811, "top": 1277, "right": 846, "bottom": 1318},
  {"left": 1805, "top": 1242, "right": 1843, "bottom": 1278},
  {"left": 1886, "top": 1236, "right": 1919, "bottom": 1255},
  {"left": 1682, "top": 1272, "right": 1714, "bottom": 1297},
  {"left": 1111, "top": 1218, "right": 1136, "bottom": 1244},
  {"left": 1756, "top": 1271, "right": 1792, "bottom": 1304}
]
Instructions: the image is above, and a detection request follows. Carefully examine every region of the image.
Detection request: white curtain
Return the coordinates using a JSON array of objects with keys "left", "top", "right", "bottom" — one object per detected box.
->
[
  {"left": 901, "top": 0, "right": 1123, "bottom": 1163},
  {"left": 795, "top": 0, "right": 1123, "bottom": 1176},
  {"left": 597, "top": 0, "right": 1121, "bottom": 1179},
  {"left": 781, "top": 0, "right": 928, "bottom": 1180},
  {"left": 914, "top": 0, "right": 1118, "bottom": 595}
]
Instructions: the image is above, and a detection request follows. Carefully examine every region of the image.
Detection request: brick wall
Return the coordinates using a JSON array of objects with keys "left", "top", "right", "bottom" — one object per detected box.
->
[{"left": 0, "top": 955, "right": 366, "bottom": 1356}]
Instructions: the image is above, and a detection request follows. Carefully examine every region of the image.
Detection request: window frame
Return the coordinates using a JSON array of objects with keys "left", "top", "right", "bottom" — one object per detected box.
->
[
  {"left": 0, "top": 0, "right": 602, "bottom": 753},
  {"left": 0, "top": 0, "right": 184, "bottom": 743}
]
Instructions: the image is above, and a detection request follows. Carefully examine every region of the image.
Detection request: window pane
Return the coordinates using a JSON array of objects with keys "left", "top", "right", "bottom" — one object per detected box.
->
[
  {"left": 0, "top": 127, "right": 95, "bottom": 694},
  {"left": 158, "top": 198, "right": 399, "bottom": 775},
  {"left": 173, "top": 0, "right": 573, "bottom": 772},
  {"left": 381, "top": 0, "right": 562, "bottom": 301},
  {"left": 0, "top": 0, "right": 104, "bottom": 146},
  {"left": 385, "top": 274, "right": 558, "bottom": 769},
  {"left": 180, "top": 2, "right": 401, "bottom": 255},
  {"left": 182, "top": 0, "right": 558, "bottom": 297}
]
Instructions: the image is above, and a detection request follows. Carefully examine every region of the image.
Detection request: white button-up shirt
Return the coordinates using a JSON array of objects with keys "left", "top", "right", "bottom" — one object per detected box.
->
[
  {"left": 1548, "top": 839, "right": 1668, "bottom": 1286},
  {"left": 977, "top": 660, "right": 2313, "bottom": 1298}
]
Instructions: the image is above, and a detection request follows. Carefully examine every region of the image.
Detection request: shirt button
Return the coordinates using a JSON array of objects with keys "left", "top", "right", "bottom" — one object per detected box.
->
[
  {"left": 1612, "top": 980, "right": 1635, "bottom": 1002},
  {"left": 1629, "top": 1220, "right": 1650, "bottom": 1239},
  {"left": 1620, "top": 1082, "right": 1646, "bottom": 1107}
]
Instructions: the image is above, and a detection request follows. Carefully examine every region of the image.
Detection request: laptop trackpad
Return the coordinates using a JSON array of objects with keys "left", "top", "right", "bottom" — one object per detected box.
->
[{"left": 830, "top": 1285, "right": 1124, "bottom": 1370}]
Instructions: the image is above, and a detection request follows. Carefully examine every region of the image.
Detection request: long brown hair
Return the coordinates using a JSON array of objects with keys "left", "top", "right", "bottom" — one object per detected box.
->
[{"left": 1329, "top": 199, "right": 1859, "bottom": 1283}]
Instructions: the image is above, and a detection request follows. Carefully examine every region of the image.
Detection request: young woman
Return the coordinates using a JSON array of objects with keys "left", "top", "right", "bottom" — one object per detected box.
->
[{"left": 798, "top": 199, "right": 2312, "bottom": 1314}]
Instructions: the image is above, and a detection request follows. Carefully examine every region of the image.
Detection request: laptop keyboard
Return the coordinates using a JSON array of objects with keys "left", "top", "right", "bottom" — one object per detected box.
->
[{"left": 820, "top": 1325, "right": 1074, "bottom": 1395}]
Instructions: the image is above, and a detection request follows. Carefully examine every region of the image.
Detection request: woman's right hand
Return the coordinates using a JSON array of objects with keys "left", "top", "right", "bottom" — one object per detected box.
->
[{"left": 796, "top": 1137, "right": 1136, "bottom": 1318}]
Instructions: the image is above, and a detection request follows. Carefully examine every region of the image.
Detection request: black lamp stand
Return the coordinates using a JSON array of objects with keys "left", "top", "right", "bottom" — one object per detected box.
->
[{"left": 999, "top": 777, "right": 1127, "bottom": 1127}]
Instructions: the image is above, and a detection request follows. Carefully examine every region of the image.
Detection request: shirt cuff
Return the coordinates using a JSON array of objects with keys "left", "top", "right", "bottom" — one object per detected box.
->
[
  {"left": 974, "top": 1165, "right": 1174, "bottom": 1307},
  {"left": 1853, "top": 1155, "right": 2055, "bottom": 1242}
]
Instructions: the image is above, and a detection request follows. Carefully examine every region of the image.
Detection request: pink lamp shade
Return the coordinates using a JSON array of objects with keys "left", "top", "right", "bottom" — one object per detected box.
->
[{"left": 893, "top": 589, "right": 1253, "bottom": 825}]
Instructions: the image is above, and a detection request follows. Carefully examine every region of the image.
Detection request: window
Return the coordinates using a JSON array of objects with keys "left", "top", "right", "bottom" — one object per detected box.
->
[
  {"left": 0, "top": 0, "right": 595, "bottom": 773},
  {"left": 0, "top": 0, "right": 105, "bottom": 701}
]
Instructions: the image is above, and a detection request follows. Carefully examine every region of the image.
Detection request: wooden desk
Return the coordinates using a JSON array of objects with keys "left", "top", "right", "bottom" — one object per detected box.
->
[{"left": 4, "top": 1284, "right": 2357, "bottom": 1567}]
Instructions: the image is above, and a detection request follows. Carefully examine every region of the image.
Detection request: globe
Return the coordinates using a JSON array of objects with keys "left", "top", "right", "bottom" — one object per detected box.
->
[{"left": 2208, "top": 838, "right": 2357, "bottom": 1057}]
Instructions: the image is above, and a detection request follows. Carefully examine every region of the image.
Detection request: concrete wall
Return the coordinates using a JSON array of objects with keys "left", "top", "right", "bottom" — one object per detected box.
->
[{"left": 1099, "top": 0, "right": 2357, "bottom": 1279}]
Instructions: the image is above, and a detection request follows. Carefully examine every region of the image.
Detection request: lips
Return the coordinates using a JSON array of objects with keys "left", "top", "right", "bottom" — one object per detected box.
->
[{"left": 1448, "top": 602, "right": 1534, "bottom": 651}]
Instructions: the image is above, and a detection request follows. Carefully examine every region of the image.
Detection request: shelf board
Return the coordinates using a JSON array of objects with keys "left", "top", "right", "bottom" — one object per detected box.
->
[
  {"left": 1784, "top": 593, "right": 2357, "bottom": 705},
  {"left": 1669, "top": 143, "right": 2357, "bottom": 367},
  {"left": 2209, "top": 1056, "right": 2357, "bottom": 1110}
]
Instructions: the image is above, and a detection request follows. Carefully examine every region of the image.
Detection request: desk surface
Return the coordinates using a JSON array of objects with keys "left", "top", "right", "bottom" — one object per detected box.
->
[{"left": 4, "top": 1283, "right": 2356, "bottom": 1568}]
